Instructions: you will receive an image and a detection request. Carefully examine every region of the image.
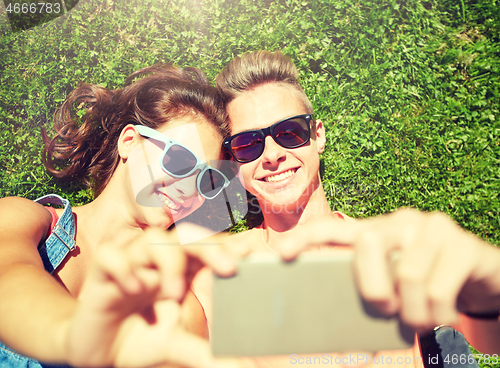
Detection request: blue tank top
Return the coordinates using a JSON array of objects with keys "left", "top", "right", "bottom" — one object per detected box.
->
[{"left": 0, "top": 194, "right": 75, "bottom": 368}]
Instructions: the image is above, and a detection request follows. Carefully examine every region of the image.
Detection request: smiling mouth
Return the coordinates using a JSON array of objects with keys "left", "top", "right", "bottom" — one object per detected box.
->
[
  {"left": 262, "top": 168, "right": 297, "bottom": 183},
  {"left": 156, "top": 191, "right": 182, "bottom": 211}
]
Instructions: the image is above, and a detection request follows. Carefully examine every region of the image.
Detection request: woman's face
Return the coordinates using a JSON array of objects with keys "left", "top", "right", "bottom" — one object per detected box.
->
[{"left": 127, "top": 116, "right": 223, "bottom": 228}]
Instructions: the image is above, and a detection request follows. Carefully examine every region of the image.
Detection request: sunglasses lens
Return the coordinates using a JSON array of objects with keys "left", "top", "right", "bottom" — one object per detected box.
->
[
  {"left": 230, "top": 132, "right": 264, "bottom": 163},
  {"left": 274, "top": 117, "right": 310, "bottom": 148},
  {"left": 199, "top": 169, "right": 226, "bottom": 198},
  {"left": 163, "top": 145, "right": 197, "bottom": 176}
]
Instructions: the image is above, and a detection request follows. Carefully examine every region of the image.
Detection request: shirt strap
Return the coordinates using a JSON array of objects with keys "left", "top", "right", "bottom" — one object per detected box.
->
[{"left": 34, "top": 194, "right": 76, "bottom": 273}]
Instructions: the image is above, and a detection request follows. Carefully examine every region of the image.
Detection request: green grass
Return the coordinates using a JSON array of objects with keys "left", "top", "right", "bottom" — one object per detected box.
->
[{"left": 0, "top": 0, "right": 499, "bottom": 364}]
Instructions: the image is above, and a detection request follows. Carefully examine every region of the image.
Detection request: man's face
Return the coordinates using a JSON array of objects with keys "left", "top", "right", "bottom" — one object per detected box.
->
[{"left": 227, "top": 83, "right": 326, "bottom": 209}]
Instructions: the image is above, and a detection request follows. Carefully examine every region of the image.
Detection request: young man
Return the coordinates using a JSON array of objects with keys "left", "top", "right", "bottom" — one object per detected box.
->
[
  {"left": 203, "top": 49, "right": 420, "bottom": 367},
  {"left": 198, "top": 50, "right": 500, "bottom": 367},
  {"left": 216, "top": 50, "right": 351, "bottom": 248}
]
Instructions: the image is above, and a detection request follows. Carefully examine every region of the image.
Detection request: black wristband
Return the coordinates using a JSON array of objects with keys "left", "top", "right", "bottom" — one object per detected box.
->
[{"left": 463, "top": 310, "right": 500, "bottom": 320}]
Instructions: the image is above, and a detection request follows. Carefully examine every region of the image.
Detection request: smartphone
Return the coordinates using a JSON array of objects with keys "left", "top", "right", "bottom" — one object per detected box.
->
[{"left": 211, "top": 252, "right": 414, "bottom": 356}]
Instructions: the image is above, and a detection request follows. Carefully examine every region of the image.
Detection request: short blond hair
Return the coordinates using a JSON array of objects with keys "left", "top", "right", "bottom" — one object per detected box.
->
[{"left": 216, "top": 50, "right": 313, "bottom": 114}]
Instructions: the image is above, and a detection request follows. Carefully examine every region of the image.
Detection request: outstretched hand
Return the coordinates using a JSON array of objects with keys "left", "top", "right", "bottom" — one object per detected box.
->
[
  {"left": 277, "top": 209, "right": 500, "bottom": 332},
  {"left": 64, "top": 225, "right": 243, "bottom": 368}
]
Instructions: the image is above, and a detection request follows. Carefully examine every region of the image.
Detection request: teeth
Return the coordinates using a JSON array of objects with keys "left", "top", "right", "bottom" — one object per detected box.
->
[
  {"left": 265, "top": 169, "right": 295, "bottom": 183},
  {"left": 156, "top": 191, "right": 181, "bottom": 211}
]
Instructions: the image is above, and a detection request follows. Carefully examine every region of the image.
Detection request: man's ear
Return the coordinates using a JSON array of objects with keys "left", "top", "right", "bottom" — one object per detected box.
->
[
  {"left": 118, "top": 124, "right": 141, "bottom": 160},
  {"left": 314, "top": 119, "right": 326, "bottom": 154}
]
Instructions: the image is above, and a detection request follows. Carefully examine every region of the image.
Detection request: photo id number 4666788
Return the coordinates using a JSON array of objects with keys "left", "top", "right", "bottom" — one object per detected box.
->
[{"left": 5, "top": 3, "right": 61, "bottom": 14}]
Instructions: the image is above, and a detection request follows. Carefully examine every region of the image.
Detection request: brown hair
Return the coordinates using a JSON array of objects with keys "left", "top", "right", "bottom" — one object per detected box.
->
[
  {"left": 42, "top": 65, "right": 228, "bottom": 196},
  {"left": 215, "top": 50, "right": 313, "bottom": 114}
]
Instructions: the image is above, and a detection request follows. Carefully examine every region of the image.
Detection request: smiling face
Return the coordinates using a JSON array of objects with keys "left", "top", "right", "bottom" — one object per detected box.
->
[
  {"left": 227, "top": 83, "right": 325, "bottom": 210},
  {"left": 127, "top": 115, "right": 223, "bottom": 228}
]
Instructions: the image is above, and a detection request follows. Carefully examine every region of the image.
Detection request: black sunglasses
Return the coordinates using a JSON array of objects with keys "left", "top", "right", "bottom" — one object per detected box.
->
[{"left": 223, "top": 114, "right": 312, "bottom": 163}]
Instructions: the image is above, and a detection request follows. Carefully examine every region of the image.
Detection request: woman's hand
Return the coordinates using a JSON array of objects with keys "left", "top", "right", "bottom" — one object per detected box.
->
[
  {"left": 277, "top": 209, "right": 500, "bottom": 332},
  {"left": 65, "top": 225, "right": 242, "bottom": 368}
]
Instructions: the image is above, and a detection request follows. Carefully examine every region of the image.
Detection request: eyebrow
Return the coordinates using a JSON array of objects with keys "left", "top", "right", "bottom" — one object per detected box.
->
[{"left": 230, "top": 113, "right": 308, "bottom": 135}]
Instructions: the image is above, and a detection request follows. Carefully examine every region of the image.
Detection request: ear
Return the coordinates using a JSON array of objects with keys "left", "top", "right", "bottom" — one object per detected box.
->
[
  {"left": 314, "top": 119, "right": 326, "bottom": 154},
  {"left": 118, "top": 124, "right": 142, "bottom": 160}
]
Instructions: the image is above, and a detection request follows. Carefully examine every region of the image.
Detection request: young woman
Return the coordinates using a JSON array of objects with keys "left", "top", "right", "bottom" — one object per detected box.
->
[{"left": 0, "top": 65, "right": 242, "bottom": 368}]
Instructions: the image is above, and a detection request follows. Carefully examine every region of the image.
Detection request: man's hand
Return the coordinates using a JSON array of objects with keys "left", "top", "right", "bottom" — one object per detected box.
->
[{"left": 277, "top": 209, "right": 500, "bottom": 332}]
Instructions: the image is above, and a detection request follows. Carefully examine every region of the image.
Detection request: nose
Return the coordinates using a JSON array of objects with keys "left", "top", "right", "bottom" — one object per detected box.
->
[
  {"left": 172, "top": 172, "right": 199, "bottom": 200},
  {"left": 261, "top": 135, "right": 286, "bottom": 165}
]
